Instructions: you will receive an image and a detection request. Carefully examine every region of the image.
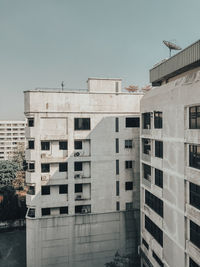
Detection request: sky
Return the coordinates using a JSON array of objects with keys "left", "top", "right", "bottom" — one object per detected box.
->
[{"left": 1, "top": 0, "right": 200, "bottom": 120}]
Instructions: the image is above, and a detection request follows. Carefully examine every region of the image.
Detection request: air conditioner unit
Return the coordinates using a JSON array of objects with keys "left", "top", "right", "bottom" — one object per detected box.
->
[
  {"left": 76, "top": 194, "right": 82, "bottom": 200},
  {"left": 41, "top": 175, "right": 48, "bottom": 181},
  {"left": 74, "top": 174, "right": 80, "bottom": 179},
  {"left": 41, "top": 153, "right": 46, "bottom": 159},
  {"left": 147, "top": 174, "right": 151, "bottom": 180},
  {"left": 81, "top": 208, "right": 88, "bottom": 213},
  {"left": 74, "top": 152, "right": 80, "bottom": 157}
]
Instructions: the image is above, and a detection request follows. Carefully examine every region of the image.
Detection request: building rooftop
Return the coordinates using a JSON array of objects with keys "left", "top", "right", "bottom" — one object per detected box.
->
[{"left": 150, "top": 39, "right": 200, "bottom": 86}]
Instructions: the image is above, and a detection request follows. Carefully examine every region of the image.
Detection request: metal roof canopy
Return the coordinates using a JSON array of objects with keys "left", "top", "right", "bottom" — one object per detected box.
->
[{"left": 150, "top": 40, "right": 200, "bottom": 86}]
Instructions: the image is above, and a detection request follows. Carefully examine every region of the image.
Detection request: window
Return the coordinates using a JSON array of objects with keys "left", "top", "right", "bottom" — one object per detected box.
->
[
  {"left": 116, "top": 201, "right": 120, "bottom": 211},
  {"left": 75, "top": 205, "right": 91, "bottom": 214},
  {"left": 142, "top": 113, "right": 151, "bottom": 129},
  {"left": 155, "top": 169, "right": 163, "bottom": 188},
  {"left": 116, "top": 181, "right": 119, "bottom": 196},
  {"left": 74, "top": 118, "right": 90, "bottom": 130},
  {"left": 143, "top": 139, "right": 151, "bottom": 155},
  {"left": 189, "top": 106, "right": 200, "bottom": 129},
  {"left": 190, "top": 258, "right": 200, "bottom": 267},
  {"left": 59, "top": 141, "right": 68, "bottom": 150},
  {"left": 60, "top": 206, "right": 68, "bottom": 214},
  {"left": 28, "top": 140, "right": 34, "bottom": 149},
  {"left": 155, "top": 141, "right": 163, "bottom": 158},
  {"left": 189, "top": 145, "right": 200, "bottom": 170},
  {"left": 42, "top": 208, "right": 50, "bottom": 216},
  {"left": 27, "top": 185, "right": 35, "bottom": 195},
  {"left": 41, "top": 141, "right": 50, "bottom": 151},
  {"left": 126, "top": 117, "right": 140, "bottom": 128},
  {"left": 74, "top": 140, "right": 82, "bottom": 150},
  {"left": 41, "top": 186, "right": 50, "bottom": 195},
  {"left": 125, "top": 140, "right": 132, "bottom": 149},
  {"left": 145, "top": 215, "right": 163, "bottom": 246},
  {"left": 142, "top": 238, "right": 149, "bottom": 250},
  {"left": 74, "top": 162, "right": 83, "bottom": 171},
  {"left": 27, "top": 208, "right": 35, "bottom": 218},
  {"left": 143, "top": 164, "right": 151, "bottom": 181},
  {"left": 190, "top": 220, "right": 200, "bottom": 249},
  {"left": 115, "top": 82, "right": 119, "bottom": 93},
  {"left": 116, "top": 160, "right": 119, "bottom": 175},
  {"left": 41, "top": 163, "right": 50, "bottom": 173},
  {"left": 28, "top": 162, "right": 35, "bottom": 172},
  {"left": 116, "top": 138, "right": 119, "bottom": 153},
  {"left": 28, "top": 118, "right": 34, "bottom": 127},
  {"left": 154, "top": 111, "right": 163, "bottom": 129},
  {"left": 190, "top": 182, "right": 200, "bottom": 210},
  {"left": 75, "top": 184, "right": 82, "bottom": 193},
  {"left": 59, "top": 185, "right": 68, "bottom": 194},
  {"left": 59, "top": 163, "right": 68, "bottom": 172},
  {"left": 126, "top": 202, "right": 133, "bottom": 211},
  {"left": 152, "top": 251, "right": 164, "bottom": 267},
  {"left": 145, "top": 190, "right": 163, "bottom": 217},
  {"left": 125, "top": 182, "right": 133, "bottom": 191},
  {"left": 115, "top": 118, "right": 119, "bottom": 132},
  {"left": 125, "top": 161, "right": 132, "bottom": 169}
]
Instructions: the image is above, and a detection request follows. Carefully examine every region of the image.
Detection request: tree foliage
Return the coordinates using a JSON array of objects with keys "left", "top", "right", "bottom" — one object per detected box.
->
[
  {"left": 105, "top": 251, "right": 131, "bottom": 267},
  {"left": 0, "top": 160, "right": 19, "bottom": 187}
]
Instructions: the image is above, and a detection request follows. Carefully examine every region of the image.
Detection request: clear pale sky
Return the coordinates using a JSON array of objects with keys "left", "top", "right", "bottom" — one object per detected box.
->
[{"left": 1, "top": 0, "right": 200, "bottom": 119}]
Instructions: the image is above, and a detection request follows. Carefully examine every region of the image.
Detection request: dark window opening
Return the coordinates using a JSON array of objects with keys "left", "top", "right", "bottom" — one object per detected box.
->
[
  {"left": 190, "top": 144, "right": 200, "bottom": 170},
  {"left": 116, "top": 181, "right": 119, "bottom": 196},
  {"left": 152, "top": 251, "right": 164, "bottom": 267},
  {"left": 126, "top": 117, "right": 140, "bottom": 128},
  {"left": 125, "top": 161, "right": 132, "bottom": 169},
  {"left": 28, "top": 162, "right": 35, "bottom": 172},
  {"left": 125, "top": 140, "right": 132, "bottom": 148},
  {"left": 189, "top": 106, "right": 200, "bottom": 129},
  {"left": 155, "top": 169, "right": 163, "bottom": 188},
  {"left": 142, "top": 238, "right": 149, "bottom": 250},
  {"left": 116, "top": 201, "right": 120, "bottom": 211},
  {"left": 145, "top": 190, "right": 163, "bottom": 217},
  {"left": 59, "top": 163, "right": 68, "bottom": 172},
  {"left": 28, "top": 118, "right": 34, "bottom": 127},
  {"left": 74, "top": 141, "right": 82, "bottom": 150},
  {"left": 59, "top": 141, "right": 68, "bottom": 150},
  {"left": 143, "top": 164, "right": 151, "bottom": 181},
  {"left": 42, "top": 208, "right": 50, "bottom": 216},
  {"left": 154, "top": 111, "right": 163, "bottom": 129},
  {"left": 125, "top": 202, "right": 133, "bottom": 211},
  {"left": 190, "top": 258, "right": 200, "bottom": 267},
  {"left": 27, "top": 208, "right": 35, "bottom": 218},
  {"left": 74, "top": 162, "right": 83, "bottom": 171},
  {"left": 155, "top": 141, "right": 163, "bottom": 158},
  {"left": 143, "top": 139, "right": 151, "bottom": 155},
  {"left": 75, "top": 205, "right": 91, "bottom": 214},
  {"left": 41, "top": 163, "right": 50, "bottom": 173},
  {"left": 116, "top": 160, "right": 119, "bottom": 175},
  {"left": 28, "top": 140, "right": 34, "bottom": 149},
  {"left": 115, "top": 118, "right": 119, "bottom": 132},
  {"left": 75, "top": 184, "right": 82, "bottom": 193},
  {"left": 41, "top": 141, "right": 50, "bottom": 151},
  {"left": 60, "top": 206, "right": 68, "bottom": 214},
  {"left": 145, "top": 215, "right": 163, "bottom": 246},
  {"left": 190, "top": 182, "right": 200, "bottom": 210},
  {"left": 142, "top": 113, "right": 151, "bottom": 129},
  {"left": 116, "top": 138, "right": 119, "bottom": 153},
  {"left": 27, "top": 185, "right": 35, "bottom": 195},
  {"left": 74, "top": 118, "right": 90, "bottom": 130},
  {"left": 41, "top": 186, "right": 50, "bottom": 195},
  {"left": 59, "top": 185, "right": 68, "bottom": 194},
  {"left": 190, "top": 220, "right": 200, "bottom": 249},
  {"left": 125, "top": 182, "right": 133, "bottom": 191}
]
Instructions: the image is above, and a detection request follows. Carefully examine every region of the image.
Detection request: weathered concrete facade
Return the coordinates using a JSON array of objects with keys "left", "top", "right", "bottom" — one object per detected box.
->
[
  {"left": 140, "top": 41, "right": 200, "bottom": 267},
  {"left": 24, "top": 78, "right": 143, "bottom": 267}
]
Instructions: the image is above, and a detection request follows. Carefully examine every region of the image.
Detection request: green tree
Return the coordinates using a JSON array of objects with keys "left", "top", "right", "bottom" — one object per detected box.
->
[
  {"left": 105, "top": 251, "right": 130, "bottom": 267},
  {"left": 0, "top": 160, "right": 19, "bottom": 188}
]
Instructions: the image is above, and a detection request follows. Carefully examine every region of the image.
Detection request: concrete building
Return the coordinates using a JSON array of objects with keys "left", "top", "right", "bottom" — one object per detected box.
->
[
  {"left": 140, "top": 40, "right": 200, "bottom": 267},
  {"left": 0, "top": 120, "right": 26, "bottom": 160},
  {"left": 24, "top": 78, "right": 144, "bottom": 267}
]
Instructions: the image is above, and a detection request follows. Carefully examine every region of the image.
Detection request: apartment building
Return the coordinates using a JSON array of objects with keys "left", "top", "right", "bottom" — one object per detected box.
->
[
  {"left": 140, "top": 40, "right": 200, "bottom": 267},
  {"left": 0, "top": 120, "right": 26, "bottom": 160},
  {"left": 24, "top": 78, "right": 144, "bottom": 267}
]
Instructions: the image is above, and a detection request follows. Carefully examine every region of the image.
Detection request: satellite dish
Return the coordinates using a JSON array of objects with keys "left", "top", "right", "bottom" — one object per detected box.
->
[{"left": 163, "top": 40, "right": 182, "bottom": 57}]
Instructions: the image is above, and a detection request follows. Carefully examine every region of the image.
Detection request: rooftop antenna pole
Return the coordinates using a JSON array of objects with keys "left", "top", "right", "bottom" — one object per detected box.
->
[
  {"left": 61, "top": 81, "right": 64, "bottom": 91},
  {"left": 163, "top": 40, "right": 182, "bottom": 58}
]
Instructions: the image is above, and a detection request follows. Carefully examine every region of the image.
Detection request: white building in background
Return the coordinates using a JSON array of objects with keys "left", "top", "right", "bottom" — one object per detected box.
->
[
  {"left": 140, "top": 40, "right": 200, "bottom": 267},
  {"left": 0, "top": 120, "right": 26, "bottom": 160},
  {"left": 24, "top": 78, "right": 144, "bottom": 267}
]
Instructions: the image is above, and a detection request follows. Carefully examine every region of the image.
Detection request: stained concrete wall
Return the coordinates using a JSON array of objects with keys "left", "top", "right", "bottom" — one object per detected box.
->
[{"left": 27, "top": 210, "right": 140, "bottom": 267}]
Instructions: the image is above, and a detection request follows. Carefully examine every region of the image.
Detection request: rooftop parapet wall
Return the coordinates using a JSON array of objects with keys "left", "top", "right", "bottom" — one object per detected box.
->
[{"left": 150, "top": 40, "right": 200, "bottom": 85}]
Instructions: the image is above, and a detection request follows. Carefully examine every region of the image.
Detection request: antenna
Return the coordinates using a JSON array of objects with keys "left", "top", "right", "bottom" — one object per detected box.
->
[
  {"left": 163, "top": 40, "right": 182, "bottom": 57},
  {"left": 61, "top": 81, "right": 64, "bottom": 91}
]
